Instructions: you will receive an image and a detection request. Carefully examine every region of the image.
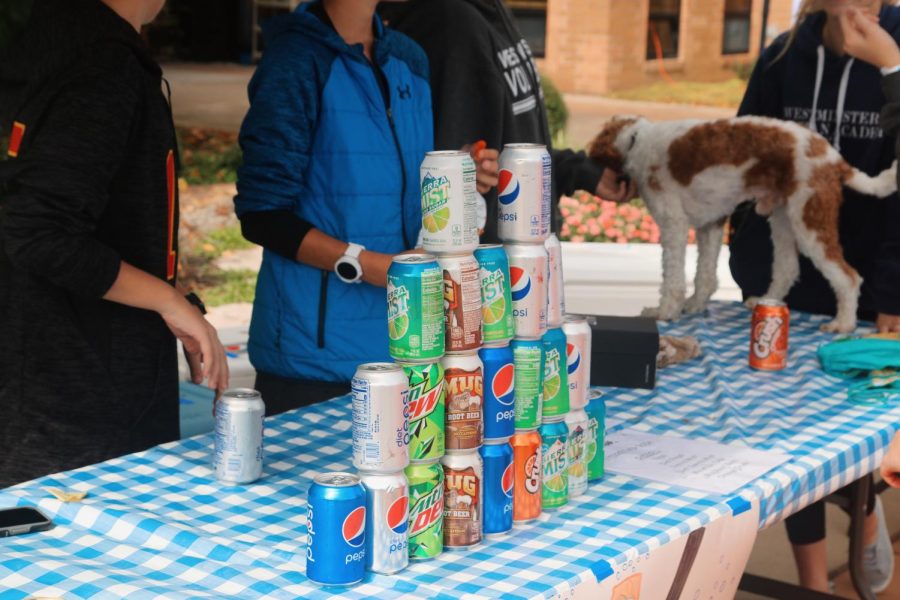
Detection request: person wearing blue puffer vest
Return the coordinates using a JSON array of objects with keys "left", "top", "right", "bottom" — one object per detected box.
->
[{"left": 234, "top": 0, "right": 434, "bottom": 414}]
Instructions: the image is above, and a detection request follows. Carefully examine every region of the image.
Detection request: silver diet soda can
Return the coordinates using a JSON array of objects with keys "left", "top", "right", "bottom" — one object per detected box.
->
[
  {"left": 545, "top": 233, "right": 566, "bottom": 328},
  {"left": 361, "top": 471, "right": 410, "bottom": 574},
  {"left": 352, "top": 363, "right": 410, "bottom": 472},
  {"left": 214, "top": 388, "right": 265, "bottom": 484},
  {"left": 497, "top": 143, "right": 551, "bottom": 243},
  {"left": 505, "top": 242, "right": 548, "bottom": 339}
]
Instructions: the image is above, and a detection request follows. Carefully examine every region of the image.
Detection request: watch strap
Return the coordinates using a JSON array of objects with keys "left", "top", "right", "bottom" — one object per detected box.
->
[{"left": 345, "top": 243, "right": 365, "bottom": 259}]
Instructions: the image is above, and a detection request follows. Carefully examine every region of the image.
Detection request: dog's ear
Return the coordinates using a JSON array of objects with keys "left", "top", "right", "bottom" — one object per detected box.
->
[{"left": 588, "top": 117, "right": 637, "bottom": 173}]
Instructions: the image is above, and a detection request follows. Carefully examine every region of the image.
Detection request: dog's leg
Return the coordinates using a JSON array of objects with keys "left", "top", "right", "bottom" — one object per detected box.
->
[
  {"left": 790, "top": 193, "right": 861, "bottom": 333},
  {"left": 746, "top": 208, "right": 800, "bottom": 308},
  {"left": 684, "top": 219, "right": 725, "bottom": 314},
  {"left": 643, "top": 215, "right": 689, "bottom": 321}
]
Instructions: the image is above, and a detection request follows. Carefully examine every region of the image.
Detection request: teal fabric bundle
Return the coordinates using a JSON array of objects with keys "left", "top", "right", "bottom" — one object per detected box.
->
[{"left": 817, "top": 335, "right": 900, "bottom": 403}]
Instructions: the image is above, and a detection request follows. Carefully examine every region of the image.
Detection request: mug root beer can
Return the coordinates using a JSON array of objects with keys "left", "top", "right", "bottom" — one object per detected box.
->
[{"left": 441, "top": 451, "right": 483, "bottom": 549}]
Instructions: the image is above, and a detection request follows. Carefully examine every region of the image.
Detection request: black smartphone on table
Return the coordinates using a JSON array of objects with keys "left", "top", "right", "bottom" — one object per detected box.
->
[{"left": 0, "top": 507, "right": 54, "bottom": 537}]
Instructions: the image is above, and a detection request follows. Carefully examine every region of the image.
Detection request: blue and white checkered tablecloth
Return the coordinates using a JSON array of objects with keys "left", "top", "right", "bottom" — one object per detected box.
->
[{"left": 2, "top": 301, "right": 899, "bottom": 599}]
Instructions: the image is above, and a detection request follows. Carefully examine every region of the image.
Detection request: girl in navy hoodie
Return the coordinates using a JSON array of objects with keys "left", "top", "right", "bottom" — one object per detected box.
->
[{"left": 730, "top": 0, "right": 900, "bottom": 592}]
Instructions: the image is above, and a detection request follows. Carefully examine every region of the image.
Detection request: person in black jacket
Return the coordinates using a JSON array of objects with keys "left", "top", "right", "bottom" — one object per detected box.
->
[
  {"left": 0, "top": 0, "right": 229, "bottom": 488},
  {"left": 379, "top": 0, "right": 634, "bottom": 241}
]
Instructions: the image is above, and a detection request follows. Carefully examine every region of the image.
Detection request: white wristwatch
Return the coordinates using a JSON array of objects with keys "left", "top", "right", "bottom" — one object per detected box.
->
[{"left": 335, "top": 243, "right": 365, "bottom": 284}]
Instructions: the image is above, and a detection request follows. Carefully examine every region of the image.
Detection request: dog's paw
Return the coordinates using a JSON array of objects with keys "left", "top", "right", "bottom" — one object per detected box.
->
[
  {"left": 820, "top": 319, "right": 856, "bottom": 334},
  {"left": 683, "top": 295, "right": 708, "bottom": 315},
  {"left": 744, "top": 296, "right": 763, "bottom": 309}
]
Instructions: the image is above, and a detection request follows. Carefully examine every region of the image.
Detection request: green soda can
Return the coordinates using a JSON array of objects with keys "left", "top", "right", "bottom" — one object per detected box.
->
[
  {"left": 541, "top": 327, "right": 570, "bottom": 418},
  {"left": 406, "top": 460, "right": 445, "bottom": 560},
  {"left": 539, "top": 418, "right": 569, "bottom": 509},
  {"left": 401, "top": 361, "right": 446, "bottom": 461},
  {"left": 585, "top": 391, "right": 606, "bottom": 481},
  {"left": 474, "top": 244, "right": 515, "bottom": 344},
  {"left": 512, "top": 338, "right": 544, "bottom": 429},
  {"left": 388, "top": 254, "right": 445, "bottom": 361}
]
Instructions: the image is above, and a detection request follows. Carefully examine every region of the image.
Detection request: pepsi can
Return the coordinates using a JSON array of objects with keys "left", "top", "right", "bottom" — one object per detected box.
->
[
  {"left": 479, "top": 440, "right": 514, "bottom": 537},
  {"left": 545, "top": 233, "right": 566, "bottom": 328},
  {"left": 505, "top": 243, "right": 548, "bottom": 339},
  {"left": 562, "top": 316, "right": 592, "bottom": 410},
  {"left": 306, "top": 472, "right": 367, "bottom": 586},
  {"left": 352, "top": 363, "right": 410, "bottom": 472},
  {"left": 361, "top": 472, "right": 409, "bottom": 574},
  {"left": 214, "top": 388, "right": 265, "bottom": 484},
  {"left": 479, "top": 344, "right": 515, "bottom": 441},
  {"left": 497, "top": 143, "right": 551, "bottom": 243}
]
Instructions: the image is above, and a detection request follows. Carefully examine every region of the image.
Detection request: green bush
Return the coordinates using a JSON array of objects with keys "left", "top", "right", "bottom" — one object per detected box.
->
[
  {"left": 731, "top": 60, "right": 756, "bottom": 82},
  {"left": 541, "top": 76, "right": 569, "bottom": 145}
]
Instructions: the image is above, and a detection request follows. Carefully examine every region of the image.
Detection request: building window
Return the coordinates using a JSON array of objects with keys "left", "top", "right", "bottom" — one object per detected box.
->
[
  {"left": 647, "top": 0, "right": 681, "bottom": 60},
  {"left": 506, "top": 0, "right": 547, "bottom": 58},
  {"left": 723, "top": 0, "right": 752, "bottom": 54}
]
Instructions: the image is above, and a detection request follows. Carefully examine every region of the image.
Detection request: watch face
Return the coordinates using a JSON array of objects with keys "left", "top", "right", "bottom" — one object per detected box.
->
[{"left": 337, "top": 261, "right": 359, "bottom": 281}]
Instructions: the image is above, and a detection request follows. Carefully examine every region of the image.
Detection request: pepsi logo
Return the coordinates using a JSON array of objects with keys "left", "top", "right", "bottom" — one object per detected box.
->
[
  {"left": 342, "top": 506, "right": 366, "bottom": 548},
  {"left": 510, "top": 267, "right": 531, "bottom": 302},
  {"left": 492, "top": 363, "right": 515, "bottom": 406},
  {"left": 387, "top": 496, "right": 408, "bottom": 536},
  {"left": 566, "top": 342, "right": 581, "bottom": 375},
  {"left": 501, "top": 463, "right": 514, "bottom": 498},
  {"left": 498, "top": 169, "right": 520, "bottom": 205}
]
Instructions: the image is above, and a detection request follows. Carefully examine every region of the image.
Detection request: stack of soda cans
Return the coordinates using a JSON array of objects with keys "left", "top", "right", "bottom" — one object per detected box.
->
[{"left": 419, "top": 150, "right": 486, "bottom": 551}]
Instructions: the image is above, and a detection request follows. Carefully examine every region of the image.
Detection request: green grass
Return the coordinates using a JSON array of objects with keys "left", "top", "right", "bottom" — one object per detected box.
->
[
  {"left": 181, "top": 224, "right": 257, "bottom": 306},
  {"left": 201, "top": 269, "right": 258, "bottom": 307},
  {"left": 607, "top": 79, "right": 747, "bottom": 109},
  {"left": 177, "top": 127, "right": 242, "bottom": 185},
  {"left": 196, "top": 225, "right": 254, "bottom": 260}
]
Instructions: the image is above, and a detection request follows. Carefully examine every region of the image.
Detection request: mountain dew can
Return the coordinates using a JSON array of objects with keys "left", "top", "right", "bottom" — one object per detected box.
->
[
  {"left": 539, "top": 419, "right": 568, "bottom": 509},
  {"left": 400, "top": 361, "right": 445, "bottom": 462},
  {"left": 586, "top": 391, "right": 606, "bottom": 481},
  {"left": 541, "top": 328, "right": 569, "bottom": 418},
  {"left": 511, "top": 339, "right": 544, "bottom": 430},
  {"left": 474, "top": 245, "right": 515, "bottom": 344},
  {"left": 564, "top": 409, "right": 589, "bottom": 497},
  {"left": 421, "top": 151, "right": 478, "bottom": 255},
  {"left": 388, "top": 254, "right": 445, "bottom": 361},
  {"left": 405, "top": 460, "right": 445, "bottom": 560}
]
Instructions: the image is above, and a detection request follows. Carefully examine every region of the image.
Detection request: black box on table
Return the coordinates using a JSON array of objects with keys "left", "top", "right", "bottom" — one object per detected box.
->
[{"left": 586, "top": 315, "right": 659, "bottom": 390}]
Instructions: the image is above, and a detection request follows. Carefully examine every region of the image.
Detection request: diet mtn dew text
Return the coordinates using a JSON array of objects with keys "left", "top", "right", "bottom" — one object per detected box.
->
[
  {"left": 420, "top": 151, "right": 478, "bottom": 255},
  {"left": 388, "top": 255, "right": 444, "bottom": 361},
  {"left": 401, "top": 362, "right": 446, "bottom": 462},
  {"left": 474, "top": 244, "right": 515, "bottom": 344},
  {"left": 406, "top": 461, "right": 445, "bottom": 560}
]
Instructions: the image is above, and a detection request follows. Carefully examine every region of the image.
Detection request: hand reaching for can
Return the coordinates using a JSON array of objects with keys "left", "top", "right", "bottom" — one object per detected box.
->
[{"left": 464, "top": 140, "right": 499, "bottom": 194}]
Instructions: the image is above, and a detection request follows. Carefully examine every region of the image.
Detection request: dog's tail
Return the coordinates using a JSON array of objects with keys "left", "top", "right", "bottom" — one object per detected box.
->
[{"left": 843, "top": 161, "right": 897, "bottom": 198}]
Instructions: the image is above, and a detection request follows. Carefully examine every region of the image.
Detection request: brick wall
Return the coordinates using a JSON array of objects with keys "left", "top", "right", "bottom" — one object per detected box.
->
[{"left": 544, "top": 0, "right": 794, "bottom": 94}]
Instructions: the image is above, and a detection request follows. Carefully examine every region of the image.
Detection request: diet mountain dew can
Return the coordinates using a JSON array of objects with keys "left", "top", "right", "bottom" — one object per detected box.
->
[
  {"left": 541, "top": 327, "right": 569, "bottom": 418},
  {"left": 586, "top": 391, "right": 606, "bottom": 481},
  {"left": 564, "top": 409, "right": 589, "bottom": 497},
  {"left": 405, "top": 460, "right": 444, "bottom": 560},
  {"left": 388, "top": 254, "right": 445, "bottom": 361},
  {"left": 421, "top": 151, "right": 478, "bottom": 255},
  {"left": 474, "top": 244, "right": 515, "bottom": 344},
  {"left": 540, "top": 419, "right": 568, "bottom": 509},
  {"left": 400, "top": 361, "right": 445, "bottom": 462},
  {"left": 511, "top": 338, "right": 544, "bottom": 430}
]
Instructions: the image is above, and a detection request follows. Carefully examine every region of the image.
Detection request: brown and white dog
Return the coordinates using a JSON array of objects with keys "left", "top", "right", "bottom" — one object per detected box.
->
[{"left": 588, "top": 116, "right": 897, "bottom": 332}]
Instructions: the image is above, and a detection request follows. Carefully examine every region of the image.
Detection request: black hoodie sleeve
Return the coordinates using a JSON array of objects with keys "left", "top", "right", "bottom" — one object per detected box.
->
[
  {"left": 876, "top": 72, "right": 900, "bottom": 315},
  {"left": 1, "top": 68, "right": 135, "bottom": 297},
  {"left": 552, "top": 149, "right": 606, "bottom": 197}
]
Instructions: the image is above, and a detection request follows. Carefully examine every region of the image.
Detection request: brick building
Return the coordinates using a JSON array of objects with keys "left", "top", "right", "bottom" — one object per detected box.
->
[{"left": 510, "top": 0, "right": 795, "bottom": 94}]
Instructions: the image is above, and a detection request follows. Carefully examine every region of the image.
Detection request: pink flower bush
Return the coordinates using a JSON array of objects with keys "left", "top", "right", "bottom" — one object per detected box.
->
[{"left": 558, "top": 191, "right": 700, "bottom": 244}]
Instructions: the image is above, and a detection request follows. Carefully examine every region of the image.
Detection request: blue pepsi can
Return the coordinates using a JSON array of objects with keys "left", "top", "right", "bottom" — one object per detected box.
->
[
  {"left": 479, "top": 440, "right": 514, "bottom": 536},
  {"left": 479, "top": 343, "right": 516, "bottom": 441},
  {"left": 306, "top": 472, "right": 367, "bottom": 586}
]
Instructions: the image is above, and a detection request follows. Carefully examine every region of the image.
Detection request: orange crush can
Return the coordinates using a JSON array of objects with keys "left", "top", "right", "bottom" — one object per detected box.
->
[
  {"left": 749, "top": 300, "right": 790, "bottom": 370},
  {"left": 510, "top": 429, "right": 542, "bottom": 522}
]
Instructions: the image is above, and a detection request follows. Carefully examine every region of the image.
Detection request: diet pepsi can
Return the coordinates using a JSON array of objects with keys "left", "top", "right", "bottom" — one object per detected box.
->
[
  {"left": 421, "top": 151, "right": 478, "bottom": 254},
  {"left": 497, "top": 143, "right": 551, "bottom": 243},
  {"left": 562, "top": 315, "right": 592, "bottom": 410},
  {"left": 479, "top": 344, "right": 516, "bottom": 441},
  {"left": 545, "top": 233, "right": 566, "bottom": 328},
  {"left": 214, "top": 388, "right": 265, "bottom": 484},
  {"left": 352, "top": 363, "right": 410, "bottom": 472},
  {"left": 479, "top": 440, "right": 514, "bottom": 537},
  {"left": 361, "top": 472, "right": 409, "bottom": 574},
  {"left": 505, "top": 243, "right": 548, "bottom": 339},
  {"left": 306, "top": 472, "right": 367, "bottom": 586}
]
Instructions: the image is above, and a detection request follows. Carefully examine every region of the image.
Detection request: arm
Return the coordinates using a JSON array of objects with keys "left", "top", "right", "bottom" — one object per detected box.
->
[{"left": 235, "top": 39, "right": 396, "bottom": 287}]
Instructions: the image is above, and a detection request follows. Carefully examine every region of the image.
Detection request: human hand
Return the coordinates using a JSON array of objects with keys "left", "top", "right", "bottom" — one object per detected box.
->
[
  {"left": 595, "top": 168, "right": 638, "bottom": 202},
  {"left": 360, "top": 250, "right": 394, "bottom": 287},
  {"left": 465, "top": 140, "right": 499, "bottom": 194},
  {"left": 881, "top": 431, "right": 900, "bottom": 488},
  {"left": 161, "top": 296, "right": 229, "bottom": 395},
  {"left": 877, "top": 312, "right": 900, "bottom": 333},
  {"left": 840, "top": 7, "right": 900, "bottom": 69}
]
